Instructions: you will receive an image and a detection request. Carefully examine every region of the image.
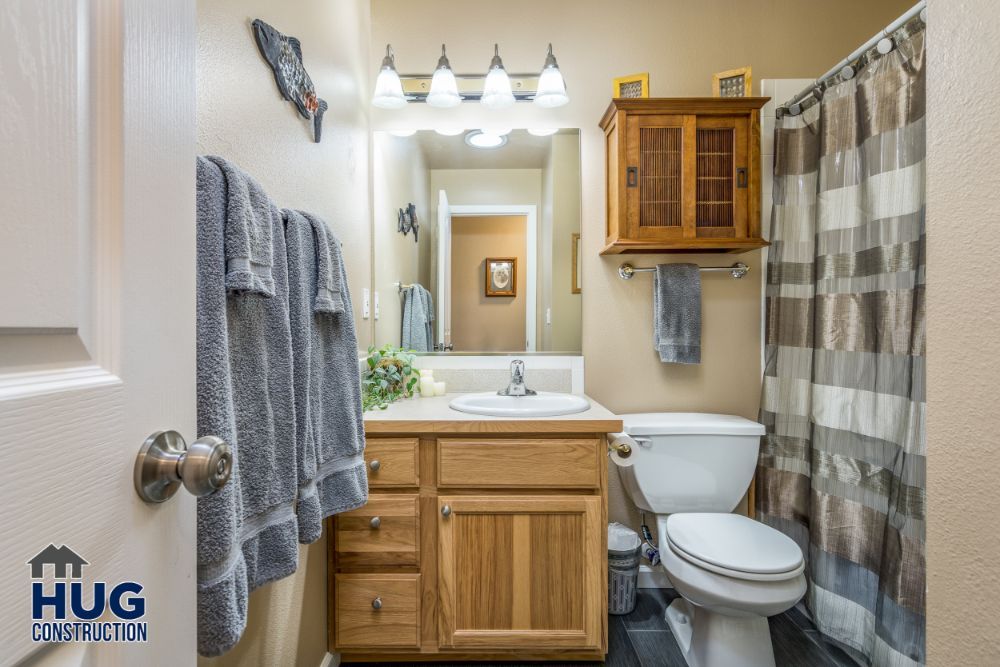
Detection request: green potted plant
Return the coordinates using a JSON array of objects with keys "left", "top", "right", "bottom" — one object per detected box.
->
[{"left": 362, "top": 344, "right": 419, "bottom": 411}]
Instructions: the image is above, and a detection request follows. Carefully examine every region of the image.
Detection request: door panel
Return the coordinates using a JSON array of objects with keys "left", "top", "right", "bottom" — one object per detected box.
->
[
  {"left": 0, "top": 0, "right": 196, "bottom": 664},
  {"left": 437, "top": 496, "right": 603, "bottom": 650},
  {"left": 694, "top": 115, "right": 749, "bottom": 239},
  {"left": 625, "top": 114, "right": 696, "bottom": 241}
]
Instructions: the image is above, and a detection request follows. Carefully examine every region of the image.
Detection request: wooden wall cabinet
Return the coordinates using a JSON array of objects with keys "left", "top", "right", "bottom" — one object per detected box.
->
[
  {"left": 329, "top": 428, "right": 614, "bottom": 663},
  {"left": 600, "top": 97, "right": 771, "bottom": 254}
]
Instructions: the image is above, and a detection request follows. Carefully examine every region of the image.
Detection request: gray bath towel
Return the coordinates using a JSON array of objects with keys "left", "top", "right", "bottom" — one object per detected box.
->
[
  {"left": 204, "top": 155, "right": 276, "bottom": 296},
  {"left": 284, "top": 209, "right": 367, "bottom": 545},
  {"left": 653, "top": 263, "right": 702, "bottom": 364},
  {"left": 196, "top": 157, "right": 300, "bottom": 657},
  {"left": 402, "top": 285, "right": 434, "bottom": 352}
]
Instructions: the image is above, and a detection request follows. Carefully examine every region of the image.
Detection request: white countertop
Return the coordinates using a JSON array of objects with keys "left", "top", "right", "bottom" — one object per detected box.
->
[{"left": 363, "top": 393, "right": 621, "bottom": 434}]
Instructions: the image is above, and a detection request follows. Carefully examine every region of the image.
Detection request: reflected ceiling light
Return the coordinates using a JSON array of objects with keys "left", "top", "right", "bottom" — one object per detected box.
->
[
  {"left": 528, "top": 128, "right": 559, "bottom": 136},
  {"left": 426, "top": 44, "right": 462, "bottom": 108},
  {"left": 481, "top": 44, "right": 515, "bottom": 109},
  {"left": 389, "top": 129, "right": 417, "bottom": 137},
  {"left": 372, "top": 44, "right": 407, "bottom": 109},
  {"left": 481, "top": 127, "right": 513, "bottom": 136},
  {"left": 434, "top": 127, "right": 465, "bottom": 136},
  {"left": 465, "top": 130, "right": 507, "bottom": 149},
  {"left": 533, "top": 44, "right": 569, "bottom": 108}
]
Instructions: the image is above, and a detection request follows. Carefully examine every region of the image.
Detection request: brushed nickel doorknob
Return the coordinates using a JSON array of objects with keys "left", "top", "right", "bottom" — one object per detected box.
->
[
  {"left": 134, "top": 430, "right": 231, "bottom": 503},
  {"left": 370, "top": 516, "right": 381, "bottom": 529}
]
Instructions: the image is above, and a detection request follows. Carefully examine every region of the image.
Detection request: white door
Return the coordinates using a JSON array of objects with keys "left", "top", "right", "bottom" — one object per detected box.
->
[
  {"left": 0, "top": 1, "right": 197, "bottom": 665},
  {"left": 436, "top": 189, "right": 451, "bottom": 349}
]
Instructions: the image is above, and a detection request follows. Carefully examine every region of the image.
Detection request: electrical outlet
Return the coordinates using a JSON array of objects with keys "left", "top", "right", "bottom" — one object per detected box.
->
[{"left": 362, "top": 288, "right": 370, "bottom": 319}]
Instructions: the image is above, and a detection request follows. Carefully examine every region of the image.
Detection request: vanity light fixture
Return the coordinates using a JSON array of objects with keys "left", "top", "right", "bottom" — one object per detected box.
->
[
  {"left": 426, "top": 44, "right": 461, "bottom": 108},
  {"left": 527, "top": 127, "right": 559, "bottom": 136},
  {"left": 434, "top": 127, "right": 465, "bottom": 136},
  {"left": 481, "top": 44, "right": 515, "bottom": 109},
  {"left": 465, "top": 130, "right": 507, "bottom": 149},
  {"left": 372, "top": 44, "right": 407, "bottom": 109},
  {"left": 533, "top": 44, "right": 569, "bottom": 108},
  {"left": 372, "top": 44, "right": 569, "bottom": 108},
  {"left": 482, "top": 127, "right": 513, "bottom": 136}
]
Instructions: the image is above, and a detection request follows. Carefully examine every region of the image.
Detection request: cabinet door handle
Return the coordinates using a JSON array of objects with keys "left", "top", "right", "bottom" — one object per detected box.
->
[
  {"left": 369, "top": 459, "right": 381, "bottom": 471},
  {"left": 370, "top": 516, "right": 381, "bottom": 529},
  {"left": 372, "top": 596, "right": 382, "bottom": 610},
  {"left": 627, "top": 166, "right": 638, "bottom": 188},
  {"left": 736, "top": 167, "right": 748, "bottom": 188},
  {"left": 441, "top": 505, "right": 452, "bottom": 517}
]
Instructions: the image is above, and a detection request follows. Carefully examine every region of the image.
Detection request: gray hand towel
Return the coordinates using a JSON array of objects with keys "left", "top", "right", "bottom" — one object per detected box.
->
[
  {"left": 653, "top": 263, "right": 702, "bottom": 364},
  {"left": 284, "top": 209, "right": 367, "bottom": 545},
  {"left": 402, "top": 284, "right": 433, "bottom": 352},
  {"left": 204, "top": 155, "right": 276, "bottom": 296},
  {"left": 420, "top": 285, "right": 435, "bottom": 348},
  {"left": 196, "top": 157, "right": 300, "bottom": 657}
]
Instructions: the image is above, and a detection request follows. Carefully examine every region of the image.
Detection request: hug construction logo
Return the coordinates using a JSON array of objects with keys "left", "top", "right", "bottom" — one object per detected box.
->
[{"left": 27, "top": 544, "right": 147, "bottom": 644}]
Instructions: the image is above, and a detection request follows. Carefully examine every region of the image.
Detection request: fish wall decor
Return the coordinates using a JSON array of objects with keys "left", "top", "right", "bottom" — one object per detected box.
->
[{"left": 251, "top": 19, "right": 328, "bottom": 143}]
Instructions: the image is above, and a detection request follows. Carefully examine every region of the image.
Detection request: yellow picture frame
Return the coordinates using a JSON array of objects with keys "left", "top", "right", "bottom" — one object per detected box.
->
[
  {"left": 613, "top": 73, "right": 649, "bottom": 99},
  {"left": 712, "top": 66, "right": 752, "bottom": 97}
]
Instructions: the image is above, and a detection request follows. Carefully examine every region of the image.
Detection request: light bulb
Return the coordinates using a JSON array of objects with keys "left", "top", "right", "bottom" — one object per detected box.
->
[
  {"left": 528, "top": 128, "right": 559, "bottom": 136},
  {"left": 427, "top": 44, "right": 461, "bottom": 108},
  {"left": 372, "top": 44, "right": 407, "bottom": 109},
  {"left": 533, "top": 44, "right": 569, "bottom": 108},
  {"left": 434, "top": 127, "right": 465, "bottom": 136},
  {"left": 481, "top": 44, "right": 515, "bottom": 109},
  {"left": 465, "top": 131, "right": 507, "bottom": 149}
]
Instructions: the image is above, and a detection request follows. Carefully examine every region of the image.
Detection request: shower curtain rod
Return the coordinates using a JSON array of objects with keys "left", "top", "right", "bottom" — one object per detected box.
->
[{"left": 779, "top": 0, "right": 926, "bottom": 116}]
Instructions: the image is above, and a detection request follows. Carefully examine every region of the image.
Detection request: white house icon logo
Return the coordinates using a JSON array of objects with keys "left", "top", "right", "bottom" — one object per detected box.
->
[
  {"left": 27, "top": 544, "right": 148, "bottom": 644},
  {"left": 27, "top": 544, "right": 89, "bottom": 579}
]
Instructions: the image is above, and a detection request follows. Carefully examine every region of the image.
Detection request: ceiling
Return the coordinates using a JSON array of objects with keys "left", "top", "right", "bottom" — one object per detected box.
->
[{"left": 404, "top": 129, "right": 578, "bottom": 170}]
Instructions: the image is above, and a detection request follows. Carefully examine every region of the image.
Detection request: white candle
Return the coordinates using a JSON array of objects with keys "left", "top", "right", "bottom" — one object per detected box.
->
[
  {"left": 419, "top": 368, "right": 434, "bottom": 378},
  {"left": 433, "top": 381, "right": 446, "bottom": 396},
  {"left": 420, "top": 377, "right": 435, "bottom": 397}
]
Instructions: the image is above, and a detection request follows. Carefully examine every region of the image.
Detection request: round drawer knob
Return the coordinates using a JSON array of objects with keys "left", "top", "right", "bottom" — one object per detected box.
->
[
  {"left": 372, "top": 596, "right": 382, "bottom": 610},
  {"left": 369, "top": 459, "right": 381, "bottom": 472},
  {"left": 441, "top": 505, "right": 451, "bottom": 517},
  {"left": 370, "top": 516, "right": 381, "bottom": 529}
]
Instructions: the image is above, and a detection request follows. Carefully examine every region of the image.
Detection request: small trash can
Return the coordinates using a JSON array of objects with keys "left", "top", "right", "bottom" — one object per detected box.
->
[{"left": 608, "top": 522, "right": 642, "bottom": 615}]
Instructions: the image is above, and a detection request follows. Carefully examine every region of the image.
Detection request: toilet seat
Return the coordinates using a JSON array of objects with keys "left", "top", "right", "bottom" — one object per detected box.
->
[{"left": 665, "top": 513, "right": 804, "bottom": 582}]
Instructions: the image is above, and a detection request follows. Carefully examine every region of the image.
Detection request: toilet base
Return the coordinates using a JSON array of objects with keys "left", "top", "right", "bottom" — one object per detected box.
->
[{"left": 665, "top": 598, "right": 776, "bottom": 667}]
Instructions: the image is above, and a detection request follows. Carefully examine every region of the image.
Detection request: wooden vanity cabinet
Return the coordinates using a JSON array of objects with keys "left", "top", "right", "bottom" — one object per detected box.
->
[
  {"left": 328, "top": 428, "right": 615, "bottom": 662},
  {"left": 600, "top": 97, "right": 770, "bottom": 254}
]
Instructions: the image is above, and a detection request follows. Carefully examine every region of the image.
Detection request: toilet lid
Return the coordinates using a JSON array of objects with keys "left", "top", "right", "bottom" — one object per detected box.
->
[{"left": 666, "top": 514, "right": 803, "bottom": 575}]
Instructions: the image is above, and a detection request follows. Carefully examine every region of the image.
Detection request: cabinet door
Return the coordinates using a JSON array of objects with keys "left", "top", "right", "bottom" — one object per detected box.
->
[
  {"left": 694, "top": 115, "right": 750, "bottom": 240},
  {"left": 625, "top": 114, "right": 696, "bottom": 241},
  {"left": 437, "top": 496, "right": 604, "bottom": 650}
]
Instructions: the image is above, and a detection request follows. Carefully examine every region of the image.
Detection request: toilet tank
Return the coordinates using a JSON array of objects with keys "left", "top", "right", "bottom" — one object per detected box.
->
[{"left": 616, "top": 413, "right": 765, "bottom": 513}]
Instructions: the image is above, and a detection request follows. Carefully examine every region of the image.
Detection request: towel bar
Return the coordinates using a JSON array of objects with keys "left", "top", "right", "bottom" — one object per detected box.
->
[
  {"left": 618, "top": 262, "right": 749, "bottom": 280},
  {"left": 393, "top": 281, "right": 416, "bottom": 293}
]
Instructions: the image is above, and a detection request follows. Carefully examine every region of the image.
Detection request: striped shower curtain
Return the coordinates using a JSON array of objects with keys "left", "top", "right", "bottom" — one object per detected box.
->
[{"left": 757, "top": 16, "right": 925, "bottom": 667}]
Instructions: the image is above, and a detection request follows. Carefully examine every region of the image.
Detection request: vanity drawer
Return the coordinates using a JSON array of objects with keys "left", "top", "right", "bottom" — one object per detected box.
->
[
  {"left": 335, "top": 494, "right": 419, "bottom": 567},
  {"left": 335, "top": 573, "right": 421, "bottom": 649},
  {"left": 437, "top": 438, "right": 602, "bottom": 488},
  {"left": 365, "top": 438, "right": 420, "bottom": 487}
]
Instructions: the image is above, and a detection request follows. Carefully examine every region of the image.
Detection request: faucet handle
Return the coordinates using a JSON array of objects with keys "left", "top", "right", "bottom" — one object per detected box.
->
[{"left": 510, "top": 359, "right": 525, "bottom": 379}]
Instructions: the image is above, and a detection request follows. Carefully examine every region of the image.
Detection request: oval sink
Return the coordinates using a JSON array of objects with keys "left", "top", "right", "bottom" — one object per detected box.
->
[{"left": 449, "top": 392, "right": 591, "bottom": 418}]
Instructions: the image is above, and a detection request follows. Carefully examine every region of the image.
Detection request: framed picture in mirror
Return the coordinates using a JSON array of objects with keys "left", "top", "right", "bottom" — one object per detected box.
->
[{"left": 485, "top": 257, "right": 517, "bottom": 297}]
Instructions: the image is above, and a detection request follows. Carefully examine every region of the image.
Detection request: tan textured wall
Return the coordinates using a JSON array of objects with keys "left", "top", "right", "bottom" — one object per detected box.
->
[
  {"left": 197, "top": 0, "right": 372, "bottom": 351},
  {"left": 371, "top": 0, "right": 913, "bottom": 529},
  {"left": 450, "top": 216, "right": 528, "bottom": 351},
  {"left": 196, "top": 0, "right": 371, "bottom": 665},
  {"left": 926, "top": 0, "right": 1000, "bottom": 662},
  {"left": 372, "top": 133, "right": 431, "bottom": 348}
]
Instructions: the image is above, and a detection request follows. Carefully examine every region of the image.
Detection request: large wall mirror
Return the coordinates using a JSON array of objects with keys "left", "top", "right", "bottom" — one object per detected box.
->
[{"left": 373, "top": 129, "right": 582, "bottom": 354}]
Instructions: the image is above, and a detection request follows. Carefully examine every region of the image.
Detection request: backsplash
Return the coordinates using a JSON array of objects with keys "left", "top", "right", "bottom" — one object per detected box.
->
[{"left": 412, "top": 355, "right": 583, "bottom": 394}]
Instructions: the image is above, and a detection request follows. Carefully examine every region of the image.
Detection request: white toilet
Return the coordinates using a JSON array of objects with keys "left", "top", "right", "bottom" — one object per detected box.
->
[{"left": 616, "top": 413, "right": 806, "bottom": 667}]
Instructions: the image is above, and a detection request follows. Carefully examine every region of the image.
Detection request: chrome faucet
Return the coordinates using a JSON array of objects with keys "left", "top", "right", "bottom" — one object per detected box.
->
[{"left": 498, "top": 359, "right": 536, "bottom": 397}]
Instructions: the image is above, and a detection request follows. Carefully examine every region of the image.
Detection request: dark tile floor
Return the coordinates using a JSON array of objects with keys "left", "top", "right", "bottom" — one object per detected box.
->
[{"left": 344, "top": 588, "right": 858, "bottom": 667}]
